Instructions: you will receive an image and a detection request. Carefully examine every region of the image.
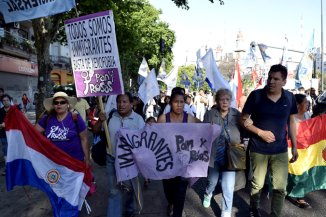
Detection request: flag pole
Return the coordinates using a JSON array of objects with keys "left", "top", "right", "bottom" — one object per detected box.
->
[
  {"left": 321, "top": 0, "right": 324, "bottom": 91},
  {"left": 98, "top": 96, "right": 113, "bottom": 156},
  {"left": 72, "top": 7, "right": 113, "bottom": 155}
]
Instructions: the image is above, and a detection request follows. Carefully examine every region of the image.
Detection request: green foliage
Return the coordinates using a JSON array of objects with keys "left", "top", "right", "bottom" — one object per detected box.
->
[
  {"left": 2, "top": 33, "right": 19, "bottom": 47},
  {"left": 241, "top": 74, "right": 255, "bottom": 93},
  {"left": 176, "top": 65, "right": 210, "bottom": 92},
  {"left": 316, "top": 70, "right": 326, "bottom": 91},
  {"left": 171, "top": 0, "right": 220, "bottom": 10},
  {"left": 55, "top": 0, "right": 176, "bottom": 90}
]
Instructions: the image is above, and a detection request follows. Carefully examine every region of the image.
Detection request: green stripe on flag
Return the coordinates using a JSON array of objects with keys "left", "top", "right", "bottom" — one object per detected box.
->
[{"left": 287, "top": 166, "right": 326, "bottom": 198}]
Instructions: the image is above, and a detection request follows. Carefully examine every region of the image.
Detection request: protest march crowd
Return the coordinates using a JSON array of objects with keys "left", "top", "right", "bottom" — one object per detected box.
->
[
  {"left": 1, "top": 64, "right": 326, "bottom": 217},
  {"left": 0, "top": 1, "right": 325, "bottom": 217}
]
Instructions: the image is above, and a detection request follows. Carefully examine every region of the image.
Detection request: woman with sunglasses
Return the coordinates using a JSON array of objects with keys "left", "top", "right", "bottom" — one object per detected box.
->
[{"left": 35, "top": 92, "right": 91, "bottom": 166}]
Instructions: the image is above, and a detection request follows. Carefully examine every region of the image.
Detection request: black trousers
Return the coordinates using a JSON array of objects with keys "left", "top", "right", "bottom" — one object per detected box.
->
[{"left": 163, "top": 177, "right": 188, "bottom": 217}]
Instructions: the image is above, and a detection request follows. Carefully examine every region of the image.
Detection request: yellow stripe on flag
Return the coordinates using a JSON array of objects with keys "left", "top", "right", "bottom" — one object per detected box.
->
[{"left": 288, "top": 139, "right": 326, "bottom": 175}]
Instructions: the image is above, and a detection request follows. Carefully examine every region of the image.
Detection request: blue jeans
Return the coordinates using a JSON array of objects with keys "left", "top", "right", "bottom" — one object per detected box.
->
[
  {"left": 106, "top": 155, "right": 135, "bottom": 217},
  {"left": 1, "top": 137, "right": 8, "bottom": 157},
  {"left": 205, "top": 163, "right": 236, "bottom": 213}
]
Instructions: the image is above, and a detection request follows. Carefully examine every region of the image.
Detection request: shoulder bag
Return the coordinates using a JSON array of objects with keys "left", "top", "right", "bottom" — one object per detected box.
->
[{"left": 224, "top": 121, "right": 246, "bottom": 170}]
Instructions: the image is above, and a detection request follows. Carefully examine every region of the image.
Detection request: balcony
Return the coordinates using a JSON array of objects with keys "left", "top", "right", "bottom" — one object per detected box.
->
[
  {"left": 50, "top": 55, "right": 71, "bottom": 70},
  {"left": 0, "top": 29, "right": 36, "bottom": 61}
]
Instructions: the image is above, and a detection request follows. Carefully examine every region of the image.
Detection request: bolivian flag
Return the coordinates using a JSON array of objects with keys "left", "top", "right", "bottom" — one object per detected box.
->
[{"left": 287, "top": 114, "right": 326, "bottom": 197}]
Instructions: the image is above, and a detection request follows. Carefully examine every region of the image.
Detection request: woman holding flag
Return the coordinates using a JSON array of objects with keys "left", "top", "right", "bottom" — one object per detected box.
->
[
  {"left": 286, "top": 93, "right": 311, "bottom": 208},
  {"left": 157, "top": 87, "right": 200, "bottom": 217},
  {"left": 35, "top": 92, "right": 91, "bottom": 166}
]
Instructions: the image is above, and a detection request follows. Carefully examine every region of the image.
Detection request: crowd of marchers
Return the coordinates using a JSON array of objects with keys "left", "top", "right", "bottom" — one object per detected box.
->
[{"left": 1, "top": 64, "right": 326, "bottom": 217}]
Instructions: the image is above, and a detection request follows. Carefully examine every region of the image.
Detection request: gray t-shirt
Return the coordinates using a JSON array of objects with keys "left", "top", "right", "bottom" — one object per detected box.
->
[{"left": 108, "top": 111, "right": 145, "bottom": 156}]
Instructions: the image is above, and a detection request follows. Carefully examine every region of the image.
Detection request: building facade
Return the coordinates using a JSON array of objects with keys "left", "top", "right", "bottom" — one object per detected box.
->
[
  {"left": 0, "top": 18, "right": 37, "bottom": 107},
  {"left": 0, "top": 15, "right": 74, "bottom": 107}
]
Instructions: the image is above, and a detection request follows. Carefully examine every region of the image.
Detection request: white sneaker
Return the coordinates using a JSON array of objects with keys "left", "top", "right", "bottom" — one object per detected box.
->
[
  {"left": 203, "top": 194, "right": 211, "bottom": 208},
  {"left": 221, "top": 211, "right": 231, "bottom": 217}
]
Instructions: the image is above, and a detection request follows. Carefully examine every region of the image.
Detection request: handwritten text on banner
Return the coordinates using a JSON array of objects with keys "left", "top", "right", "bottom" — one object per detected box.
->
[{"left": 115, "top": 123, "right": 221, "bottom": 182}]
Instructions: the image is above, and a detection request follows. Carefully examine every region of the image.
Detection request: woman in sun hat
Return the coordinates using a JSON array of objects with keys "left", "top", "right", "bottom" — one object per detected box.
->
[{"left": 35, "top": 91, "right": 91, "bottom": 166}]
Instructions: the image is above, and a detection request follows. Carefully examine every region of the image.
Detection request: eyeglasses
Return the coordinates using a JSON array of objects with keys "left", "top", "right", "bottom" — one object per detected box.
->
[{"left": 53, "top": 101, "right": 67, "bottom": 105}]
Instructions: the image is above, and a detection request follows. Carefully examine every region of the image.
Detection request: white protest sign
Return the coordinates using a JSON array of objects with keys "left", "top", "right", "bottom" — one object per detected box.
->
[{"left": 64, "top": 11, "right": 124, "bottom": 97}]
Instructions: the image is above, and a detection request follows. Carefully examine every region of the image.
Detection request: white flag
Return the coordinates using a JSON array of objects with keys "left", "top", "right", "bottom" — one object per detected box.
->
[
  {"left": 201, "top": 48, "right": 229, "bottom": 91},
  {"left": 229, "top": 80, "right": 237, "bottom": 109},
  {"left": 280, "top": 35, "right": 288, "bottom": 66},
  {"left": 160, "top": 66, "right": 179, "bottom": 95},
  {"left": 296, "top": 32, "right": 315, "bottom": 85},
  {"left": 0, "top": 0, "right": 76, "bottom": 23},
  {"left": 138, "top": 69, "right": 160, "bottom": 108},
  {"left": 138, "top": 57, "right": 150, "bottom": 85},
  {"left": 196, "top": 49, "right": 201, "bottom": 60},
  {"left": 157, "top": 59, "right": 167, "bottom": 81},
  {"left": 105, "top": 95, "right": 117, "bottom": 115}
]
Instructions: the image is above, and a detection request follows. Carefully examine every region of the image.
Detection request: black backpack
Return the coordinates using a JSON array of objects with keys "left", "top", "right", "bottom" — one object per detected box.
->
[{"left": 91, "top": 110, "right": 115, "bottom": 166}]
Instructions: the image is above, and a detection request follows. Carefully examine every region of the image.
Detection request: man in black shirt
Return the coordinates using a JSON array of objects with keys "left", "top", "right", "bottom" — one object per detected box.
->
[
  {"left": 0, "top": 94, "right": 12, "bottom": 175},
  {"left": 240, "top": 64, "right": 298, "bottom": 217}
]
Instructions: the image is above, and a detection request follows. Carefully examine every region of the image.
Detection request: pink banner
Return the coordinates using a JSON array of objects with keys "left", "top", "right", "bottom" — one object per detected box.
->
[{"left": 115, "top": 123, "right": 221, "bottom": 182}]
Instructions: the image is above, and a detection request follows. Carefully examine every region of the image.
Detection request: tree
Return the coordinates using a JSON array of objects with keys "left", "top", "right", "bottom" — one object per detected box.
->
[
  {"left": 316, "top": 70, "right": 326, "bottom": 91},
  {"left": 32, "top": 15, "right": 62, "bottom": 118},
  {"left": 177, "top": 65, "right": 210, "bottom": 92},
  {"left": 32, "top": 0, "right": 175, "bottom": 117},
  {"left": 171, "top": 0, "right": 224, "bottom": 9}
]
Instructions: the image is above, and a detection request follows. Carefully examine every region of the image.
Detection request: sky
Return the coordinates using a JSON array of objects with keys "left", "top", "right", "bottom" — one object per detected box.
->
[{"left": 148, "top": 0, "right": 324, "bottom": 66}]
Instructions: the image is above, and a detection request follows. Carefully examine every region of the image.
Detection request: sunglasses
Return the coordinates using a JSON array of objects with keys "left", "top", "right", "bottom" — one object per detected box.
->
[{"left": 53, "top": 101, "right": 67, "bottom": 105}]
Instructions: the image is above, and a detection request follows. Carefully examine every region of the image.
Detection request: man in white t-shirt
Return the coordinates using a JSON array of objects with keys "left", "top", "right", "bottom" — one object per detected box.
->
[
  {"left": 194, "top": 89, "right": 207, "bottom": 121},
  {"left": 186, "top": 94, "right": 196, "bottom": 117}
]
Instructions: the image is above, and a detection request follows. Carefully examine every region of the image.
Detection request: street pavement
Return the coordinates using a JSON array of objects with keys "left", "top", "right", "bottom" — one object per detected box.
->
[
  {"left": 0, "top": 111, "right": 325, "bottom": 217},
  {"left": 1, "top": 161, "right": 325, "bottom": 217}
]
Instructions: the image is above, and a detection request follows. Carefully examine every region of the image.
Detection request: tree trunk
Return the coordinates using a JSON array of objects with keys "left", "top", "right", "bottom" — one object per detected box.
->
[
  {"left": 32, "top": 16, "right": 62, "bottom": 119},
  {"left": 34, "top": 40, "right": 51, "bottom": 119}
]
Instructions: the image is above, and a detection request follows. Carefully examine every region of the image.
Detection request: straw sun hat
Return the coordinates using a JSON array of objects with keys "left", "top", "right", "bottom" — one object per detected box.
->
[{"left": 43, "top": 91, "right": 77, "bottom": 111}]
